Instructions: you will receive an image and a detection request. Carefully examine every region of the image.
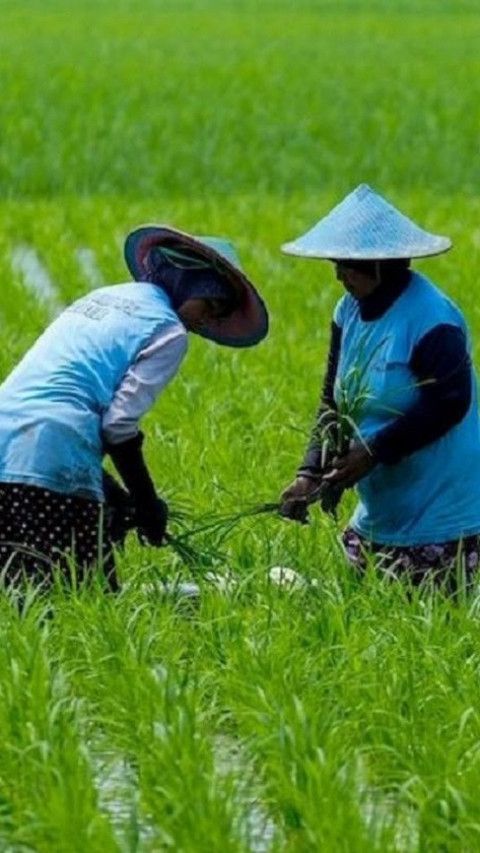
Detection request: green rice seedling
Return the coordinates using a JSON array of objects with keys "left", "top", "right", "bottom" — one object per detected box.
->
[{"left": 304, "top": 330, "right": 436, "bottom": 523}]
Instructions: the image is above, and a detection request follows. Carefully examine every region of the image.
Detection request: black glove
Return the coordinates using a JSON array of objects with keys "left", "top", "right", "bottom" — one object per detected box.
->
[
  {"left": 136, "top": 496, "right": 169, "bottom": 547},
  {"left": 102, "top": 470, "right": 134, "bottom": 511},
  {"left": 104, "top": 433, "right": 168, "bottom": 546},
  {"left": 102, "top": 470, "right": 136, "bottom": 546}
]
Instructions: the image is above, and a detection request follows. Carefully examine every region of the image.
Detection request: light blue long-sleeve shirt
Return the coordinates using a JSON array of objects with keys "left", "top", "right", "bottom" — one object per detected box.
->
[{"left": 0, "top": 282, "right": 187, "bottom": 500}]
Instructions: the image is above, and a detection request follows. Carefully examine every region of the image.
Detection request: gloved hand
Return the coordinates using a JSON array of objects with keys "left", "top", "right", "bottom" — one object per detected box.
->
[{"left": 136, "top": 496, "right": 169, "bottom": 546}]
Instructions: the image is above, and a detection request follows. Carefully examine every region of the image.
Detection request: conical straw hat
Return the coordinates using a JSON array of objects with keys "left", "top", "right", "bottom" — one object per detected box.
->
[{"left": 281, "top": 184, "right": 452, "bottom": 260}]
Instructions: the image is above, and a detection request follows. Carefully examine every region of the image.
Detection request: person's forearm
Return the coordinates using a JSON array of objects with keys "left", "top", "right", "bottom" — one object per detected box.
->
[
  {"left": 298, "top": 321, "right": 341, "bottom": 476},
  {"left": 105, "top": 433, "right": 158, "bottom": 508},
  {"left": 102, "top": 469, "right": 132, "bottom": 506},
  {"left": 371, "top": 390, "right": 470, "bottom": 464}
]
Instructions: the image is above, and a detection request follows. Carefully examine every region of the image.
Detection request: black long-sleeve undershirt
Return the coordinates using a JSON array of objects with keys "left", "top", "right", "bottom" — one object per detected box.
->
[
  {"left": 299, "top": 319, "right": 472, "bottom": 475},
  {"left": 371, "top": 323, "right": 472, "bottom": 464}
]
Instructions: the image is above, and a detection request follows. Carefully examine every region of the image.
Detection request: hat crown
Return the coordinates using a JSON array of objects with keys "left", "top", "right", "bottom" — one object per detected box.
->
[
  {"left": 197, "top": 237, "right": 243, "bottom": 272},
  {"left": 282, "top": 184, "right": 452, "bottom": 260}
]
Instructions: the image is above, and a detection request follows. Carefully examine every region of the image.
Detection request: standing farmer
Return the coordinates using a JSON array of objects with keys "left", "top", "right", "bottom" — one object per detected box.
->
[
  {"left": 0, "top": 225, "right": 268, "bottom": 589},
  {"left": 280, "top": 184, "right": 480, "bottom": 588}
]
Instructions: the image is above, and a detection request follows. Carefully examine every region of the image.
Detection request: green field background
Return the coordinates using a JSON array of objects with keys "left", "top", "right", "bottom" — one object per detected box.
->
[{"left": 1, "top": 2, "right": 480, "bottom": 851}]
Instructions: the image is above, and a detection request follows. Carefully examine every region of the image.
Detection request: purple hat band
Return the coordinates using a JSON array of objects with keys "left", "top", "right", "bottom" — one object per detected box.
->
[{"left": 124, "top": 225, "right": 269, "bottom": 348}]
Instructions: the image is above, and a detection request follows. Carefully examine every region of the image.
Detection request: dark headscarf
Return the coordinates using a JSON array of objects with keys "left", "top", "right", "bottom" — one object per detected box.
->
[
  {"left": 334, "top": 258, "right": 413, "bottom": 320},
  {"left": 144, "top": 246, "right": 240, "bottom": 315}
]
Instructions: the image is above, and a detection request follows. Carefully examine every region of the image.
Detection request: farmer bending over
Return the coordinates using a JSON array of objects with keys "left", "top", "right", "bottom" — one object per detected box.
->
[
  {"left": 0, "top": 225, "right": 268, "bottom": 590},
  {"left": 280, "top": 184, "right": 480, "bottom": 589}
]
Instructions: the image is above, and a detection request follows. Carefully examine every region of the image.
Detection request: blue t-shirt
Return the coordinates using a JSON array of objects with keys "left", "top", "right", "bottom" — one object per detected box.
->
[{"left": 334, "top": 272, "right": 480, "bottom": 545}]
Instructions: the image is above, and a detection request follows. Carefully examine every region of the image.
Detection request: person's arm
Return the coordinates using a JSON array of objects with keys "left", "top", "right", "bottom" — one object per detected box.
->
[
  {"left": 370, "top": 323, "right": 471, "bottom": 465},
  {"left": 325, "top": 323, "right": 472, "bottom": 487},
  {"left": 297, "top": 320, "right": 342, "bottom": 478},
  {"left": 103, "top": 328, "right": 187, "bottom": 544},
  {"left": 280, "top": 321, "right": 343, "bottom": 520},
  {"left": 102, "top": 328, "right": 187, "bottom": 445},
  {"left": 102, "top": 469, "right": 132, "bottom": 509}
]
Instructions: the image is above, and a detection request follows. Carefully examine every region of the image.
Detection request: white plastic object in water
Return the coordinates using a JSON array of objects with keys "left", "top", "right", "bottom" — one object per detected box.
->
[
  {"left": 269, "top": 566, "right": 307, "bottom": 588},
  {"left": 128, "top": 580, "right": 201, "bottom": 598},
  {"left": 163, "top": 581, "right": 201, "bottom": 598},
  {"left": 268, "top": 566, "right": 319, "bottom": 590},
  {"left": 205, "top": 571, "right": 238, "bottom": 592}
]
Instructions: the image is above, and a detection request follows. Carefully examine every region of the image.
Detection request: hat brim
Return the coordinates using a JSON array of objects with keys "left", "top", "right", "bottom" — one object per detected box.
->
[
  {"left": 124, "top": 225, "right": 268, "bottom": 348},
  {"left": 281, "top": 241, "right": 453, "bottom": 260}
]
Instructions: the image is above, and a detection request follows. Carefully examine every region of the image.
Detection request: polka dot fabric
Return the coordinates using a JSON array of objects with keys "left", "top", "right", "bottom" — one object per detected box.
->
[{"left": 0, "top": 483, "right": 118, "bottom": 589}]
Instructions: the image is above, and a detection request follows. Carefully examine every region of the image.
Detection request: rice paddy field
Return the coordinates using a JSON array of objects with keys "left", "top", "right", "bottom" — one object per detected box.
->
[{"left": 2, "top": 0, "right": 480, "bottom": 850}]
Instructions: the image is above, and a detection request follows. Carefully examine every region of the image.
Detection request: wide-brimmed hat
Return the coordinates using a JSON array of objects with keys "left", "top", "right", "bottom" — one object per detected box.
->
[
  {"left": 281, "top": 184, "right": 452, "bottom": 260},
  {"left": 124, "top": 225, "right": 268, "bottom": 348}
]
